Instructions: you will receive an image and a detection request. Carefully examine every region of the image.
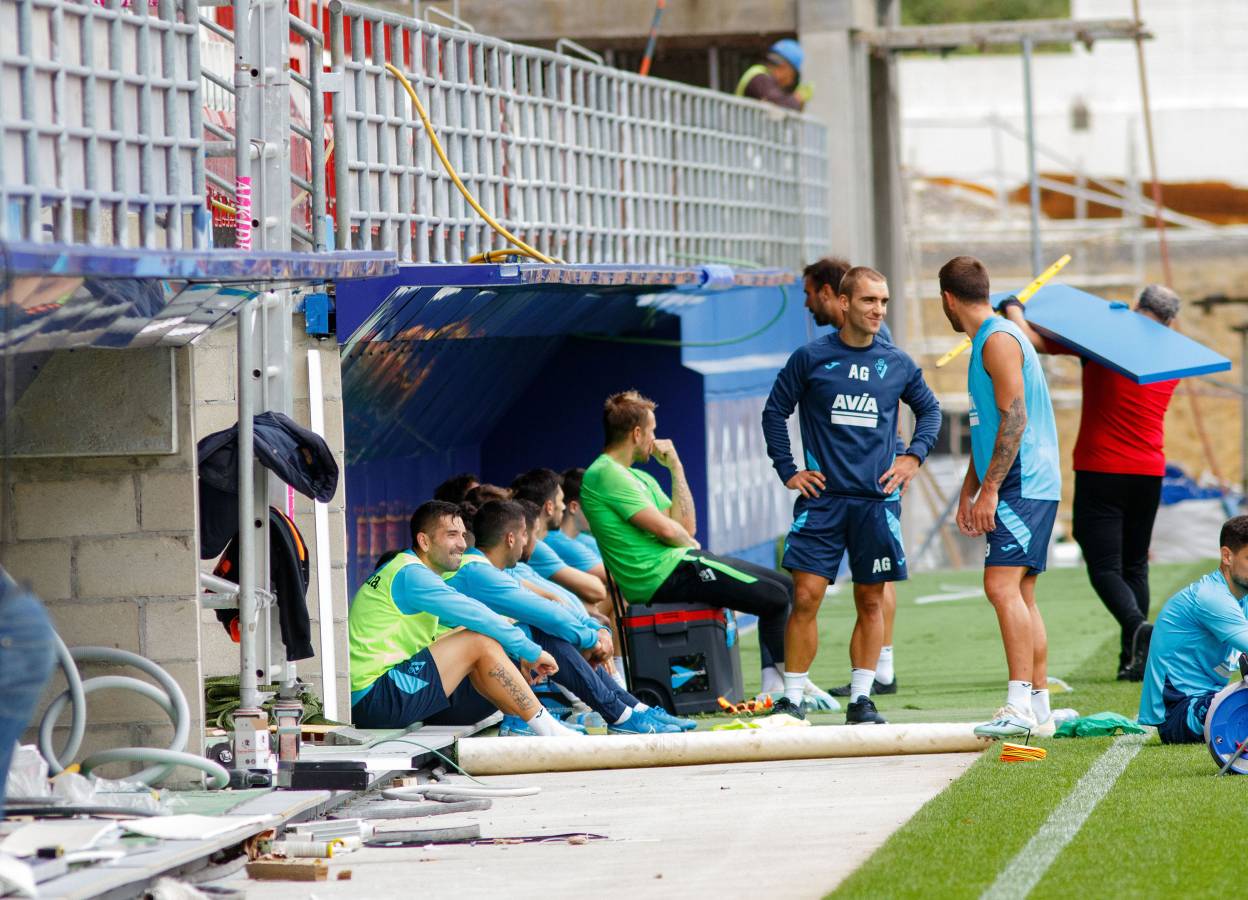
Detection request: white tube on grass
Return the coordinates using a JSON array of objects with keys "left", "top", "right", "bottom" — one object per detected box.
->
[{"left": 456, "top": 723, "right": 991, "bottom": 776}]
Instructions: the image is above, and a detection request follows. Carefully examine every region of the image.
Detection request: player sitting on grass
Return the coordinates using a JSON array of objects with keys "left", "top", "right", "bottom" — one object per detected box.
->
[
  {"left": 348, "top": 502, "right": 579, "bottom": 736},
  {"left": 445, "top": 499, "right": 689, "bottom": 735},
  {"left": 1138, "top": 515, "right": 1248, "bottom": 743}
]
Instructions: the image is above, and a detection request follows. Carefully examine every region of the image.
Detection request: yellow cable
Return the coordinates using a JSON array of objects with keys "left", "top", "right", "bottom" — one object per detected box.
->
[
  {"left": 935, "top": 253, "right": 1072, "bottom": 367},
  {"left": 467, "top": 248, "right": 560, "bottom": 264},
  {"left": 384, "top": 63, "right": 556, "bottom": 265}
]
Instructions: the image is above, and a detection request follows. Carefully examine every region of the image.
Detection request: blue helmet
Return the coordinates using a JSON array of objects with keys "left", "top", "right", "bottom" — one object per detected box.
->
[{"left": 768, "top": 39, "right": 803, "bottom": 75}]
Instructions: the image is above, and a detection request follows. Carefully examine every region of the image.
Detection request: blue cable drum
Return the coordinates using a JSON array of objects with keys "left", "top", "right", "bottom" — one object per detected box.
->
[{"left": 1204, "top": 681, "right": 1248, "bottom": 774}]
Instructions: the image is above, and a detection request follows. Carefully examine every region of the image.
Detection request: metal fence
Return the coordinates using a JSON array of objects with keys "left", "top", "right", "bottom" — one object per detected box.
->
[
  {"left": 0, "top": 0, "right": 207, "bottom": 248},
  {"left": 328, "top": 0, "right": 829, "bottom": 269},
  {"left": 0, "top": 0, "right": 830, "bottom": 270}
]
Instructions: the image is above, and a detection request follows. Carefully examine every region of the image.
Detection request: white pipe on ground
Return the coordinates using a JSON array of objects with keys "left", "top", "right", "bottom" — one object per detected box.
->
[{"left": 456, "top": 723, "right": 991, "bottom": 776}]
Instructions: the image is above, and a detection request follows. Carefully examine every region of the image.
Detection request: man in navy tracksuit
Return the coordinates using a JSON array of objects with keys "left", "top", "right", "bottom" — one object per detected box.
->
[{"left": 762, "top": 266, "right": 941, "bottom": 724}]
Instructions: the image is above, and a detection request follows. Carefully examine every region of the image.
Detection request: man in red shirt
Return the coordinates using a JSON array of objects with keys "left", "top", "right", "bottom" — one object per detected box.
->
[{"left": 1002, "top": 285, "right": 1180, "bottom": 680}]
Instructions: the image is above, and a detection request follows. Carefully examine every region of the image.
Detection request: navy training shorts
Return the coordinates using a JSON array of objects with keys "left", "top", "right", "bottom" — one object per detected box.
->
[
  {"left": 351, "top": 646, "right": 449, "bottom": 729},
  {"left": 984, "top": 496, "right": 1058, "bottom": 574},
  {"left": 1157, "top": 678, "right": 1217, "bottom": 745},
  {"left": 782, "top": 497, "right": 906, "bottom": 584}
]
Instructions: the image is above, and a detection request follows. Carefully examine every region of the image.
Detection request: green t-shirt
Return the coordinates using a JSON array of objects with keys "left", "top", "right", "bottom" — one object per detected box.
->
[{"left": 580, "top": 453, "right": 690, "bottom": 603}]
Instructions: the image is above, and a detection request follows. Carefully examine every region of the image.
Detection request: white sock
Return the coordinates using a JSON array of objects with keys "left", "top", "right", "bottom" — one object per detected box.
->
[
  {"left": 1031, "top": 688, "right": 1051, "bottom": 724},
  {"left": 632, "top": 702, "right": 649, "bottom": 711},
  {"left": 1007, "top": 680, "right": 1033, "bottom": 713},
  {"left": 760, "top": 665, "right": 784, "bottom": 694},
  {"left": 613, "top": 656, "right": 625, "bottom": 674},
  {"left": 783, "top": 670, "right": 808, "bottom": 705},
  {"left": 875, "top": 646, "right": 895, "bottom": 684},
  {"left": 612, "top": 659, "right": 627, "bottom": 689},
  {"left": 850, "top": 668, "right": 875, "bottom": 702},
  {"left": 525, "top": 707, "right": 577, "bottom": 736},
  {"left": 614, "top": 706, "right": 633, "bottom": 725}
]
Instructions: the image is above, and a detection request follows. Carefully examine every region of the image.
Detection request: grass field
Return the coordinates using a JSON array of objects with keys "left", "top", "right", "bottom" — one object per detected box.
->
[{"left": 723, "top": 558, "right": 1245, "bottom": 897}]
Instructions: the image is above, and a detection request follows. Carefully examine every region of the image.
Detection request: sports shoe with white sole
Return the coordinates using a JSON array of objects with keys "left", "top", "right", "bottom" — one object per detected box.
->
[
  {"left": 648, "top": 707, "right": 697, "bottom": 731},
  {"left": 498, "top": 714, "right": 586, "bottom": 737},
  {"left": 973, "top": 705, "right": 1038, "bottom": 739},
  {"left": 803, "top": 680, "right": 842, "bottom": 711}
]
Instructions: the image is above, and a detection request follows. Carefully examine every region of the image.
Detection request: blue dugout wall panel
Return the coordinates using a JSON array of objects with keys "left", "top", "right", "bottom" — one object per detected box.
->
[{"left": 336, "top": 264, "right": 816, "bottom": 590}]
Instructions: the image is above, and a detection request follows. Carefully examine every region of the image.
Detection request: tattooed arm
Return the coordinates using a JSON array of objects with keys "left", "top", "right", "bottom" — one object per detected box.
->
[
  {"left": 970, "top": 333, "right": 1028, "bottom": 534},
  {"left": 652, "top": 438, "right": 697, "bottom": 535}
]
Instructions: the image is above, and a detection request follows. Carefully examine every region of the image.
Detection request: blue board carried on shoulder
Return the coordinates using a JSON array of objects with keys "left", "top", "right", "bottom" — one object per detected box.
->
[{"left": 990, "top": 282, "right": 1231, "bottom": 384}]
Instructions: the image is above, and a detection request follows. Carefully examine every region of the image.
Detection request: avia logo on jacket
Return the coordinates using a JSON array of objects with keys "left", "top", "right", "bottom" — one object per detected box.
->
[{"left": 830, "top": 392, "right": 879, "bottom": 428}]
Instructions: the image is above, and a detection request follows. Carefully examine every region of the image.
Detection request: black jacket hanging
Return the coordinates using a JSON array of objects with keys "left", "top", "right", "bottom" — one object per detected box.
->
[
  {"left": 197, "top": 411, "right": 339, "bottom": 559},
  {"left": 212, "top": 508, "right": 315, "bottom": 662}
]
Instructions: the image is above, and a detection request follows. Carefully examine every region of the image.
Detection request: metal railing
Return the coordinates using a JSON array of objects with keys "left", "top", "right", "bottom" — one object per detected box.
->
[
  {"left": 326, "top": 0, "right": 829, "bottom": 269},
  {"left": 0, "top": 0, "right": 207, "bottom": 247},
  {"left": 0, "top": 0, "right": 830, "bottom": 269}
]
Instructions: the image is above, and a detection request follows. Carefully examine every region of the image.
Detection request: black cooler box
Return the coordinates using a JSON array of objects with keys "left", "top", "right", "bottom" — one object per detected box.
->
[{"left": 620, "top": 601, "right": 744, "bottom": 715}]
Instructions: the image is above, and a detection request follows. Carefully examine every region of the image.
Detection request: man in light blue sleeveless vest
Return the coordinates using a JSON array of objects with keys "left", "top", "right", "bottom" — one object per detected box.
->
[{"left": 939, "top": 256, "right": 1062, "bottom": 738}]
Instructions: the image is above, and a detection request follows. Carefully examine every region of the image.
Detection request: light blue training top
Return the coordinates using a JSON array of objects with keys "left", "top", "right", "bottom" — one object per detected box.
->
[
  {"left": 543, "top": 530, "right": 602, "bottom": 571},
  {"left": 527, "top": 539, "right": 569, "bottom": 579},
  {"left": 1138, "top": 569, "right": 1248, "bottom": 732},
  {"left": 447, "top": 549, "right": 600, "bottom": 651},
  {"left": 968, "top": 317, "right": 1061, "bottom": 501},
  {"left": 511, "top": 560, "right": 601, "bottom": 633}
]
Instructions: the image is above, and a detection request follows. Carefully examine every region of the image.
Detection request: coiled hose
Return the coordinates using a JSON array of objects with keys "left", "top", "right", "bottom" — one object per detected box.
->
[{"left": 38, "top": 634, "right": 229, "bottom": 789}]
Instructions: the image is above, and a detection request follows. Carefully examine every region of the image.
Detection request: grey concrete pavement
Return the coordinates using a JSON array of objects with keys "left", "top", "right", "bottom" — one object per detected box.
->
[{"left": 218, "top": 751, "right": 976, "bottom": 899}]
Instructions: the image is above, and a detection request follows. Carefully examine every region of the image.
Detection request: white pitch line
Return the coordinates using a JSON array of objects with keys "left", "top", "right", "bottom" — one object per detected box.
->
[{"left": 981, "top": 733, "right": 1148, "bottom": 900}]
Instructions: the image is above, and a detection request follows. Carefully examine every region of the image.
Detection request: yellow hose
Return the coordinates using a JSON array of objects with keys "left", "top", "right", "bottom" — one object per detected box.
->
[
  {"left": 467, "top": 248, "right": 557, "bottom": 264},
  {"left": 384, "top": 63, "right": 556, "bottom": 265}
]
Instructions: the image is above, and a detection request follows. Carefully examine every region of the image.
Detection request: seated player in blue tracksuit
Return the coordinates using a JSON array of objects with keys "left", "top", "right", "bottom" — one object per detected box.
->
[
  {"left": 763, "top": 265, "right": 941, "bottom": 725},
  {"left": 511, "top": 468, "right": 611, "bottom": 612},
  {"left": 543, "top": 467, "right": 606, "bottom": 573},
  {"left": 348, "top": 502, "right": 579, "bottom": 737},
  {"left": 445, "top": 499, "right": 692, "bottom": 735},
  {"left": 1138, "top": 515, "right": 1248, "bottom": 743},
  {"left": 940, "top": 256, "right": 1063, "bottom": 738}
]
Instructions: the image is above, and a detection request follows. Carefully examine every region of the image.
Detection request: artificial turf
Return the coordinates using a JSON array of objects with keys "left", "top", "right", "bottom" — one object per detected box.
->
[{"left": 760, "top": 556, "right": 1247, "bottom": 900}]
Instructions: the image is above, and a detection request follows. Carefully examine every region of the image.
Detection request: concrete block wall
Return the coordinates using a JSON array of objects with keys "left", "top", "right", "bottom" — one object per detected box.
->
[
  {"left": 192, "top": 315, "right": 352, "bottom": 721},
  {"left": 1, "top": 349, "right": 205, "bottom": 773}
]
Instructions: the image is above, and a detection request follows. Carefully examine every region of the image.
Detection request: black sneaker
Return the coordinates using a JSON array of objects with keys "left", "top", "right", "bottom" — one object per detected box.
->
[
  {"left": 846, "top": 696, "right": 887, "bottom": 725},
  {"left": 830, "top": 677, "right": 897, "bottom": 697},
  {"left": 1130, "top": 622, "right": 1154, "bottom": 674},
  {"left": 768, "top": 696, "right": 806, "bottom": 720}
]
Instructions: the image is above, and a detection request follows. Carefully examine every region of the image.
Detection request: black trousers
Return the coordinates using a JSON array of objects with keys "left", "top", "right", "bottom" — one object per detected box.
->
[
  {"left": 533, "top": 628, "right": 639, "bottom": 721},
  {"left": 649, "top": 553, "right": 792, "bottom": 670},
  {"left": 1071, "top": 471, "right": 1163, "bottom": 666}
]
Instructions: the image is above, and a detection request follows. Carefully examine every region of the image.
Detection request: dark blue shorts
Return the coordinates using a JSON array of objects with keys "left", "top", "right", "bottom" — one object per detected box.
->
[
  {"left": 985, "top": 496, "right": 1058, "bottom": 574},
  {"left": 782, "top": 497, "right": 906, "bottom": 584},
  {"left": 1157, "top": 678, "right": 1216, "bottom": 745},
  {"left": 351, "top": 647, "right": 449, "bottom": 729}
]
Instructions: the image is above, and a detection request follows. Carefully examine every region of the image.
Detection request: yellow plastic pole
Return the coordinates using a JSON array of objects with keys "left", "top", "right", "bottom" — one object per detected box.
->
[{"left": 935, "top": 253, "right": 1072, "bottom": 368}]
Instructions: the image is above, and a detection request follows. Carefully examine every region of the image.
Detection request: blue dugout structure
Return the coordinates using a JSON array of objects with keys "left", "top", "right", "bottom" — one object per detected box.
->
[{"left": 336, "top": 262, "right": 823, "bottom": 589}]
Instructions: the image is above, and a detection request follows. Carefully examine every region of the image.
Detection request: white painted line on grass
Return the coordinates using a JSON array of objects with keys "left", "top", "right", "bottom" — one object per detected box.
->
[
  {"left": 981, "top": 733, "right": 1147, "bottom": 900},
  {"left": 915, "top": 587, "right": 984, "bottom": 605}
]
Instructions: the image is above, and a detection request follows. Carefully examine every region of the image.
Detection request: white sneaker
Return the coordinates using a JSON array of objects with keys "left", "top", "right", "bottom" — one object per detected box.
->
[
  {"left": 974, "top": 705, "right": 1038, "bottom": 739},
  {"left": 1051, "top": 707, "right": 1079, "bottom": 723},
  {"left": 802, "top": 679, "right": 841, "bottom": 712}
]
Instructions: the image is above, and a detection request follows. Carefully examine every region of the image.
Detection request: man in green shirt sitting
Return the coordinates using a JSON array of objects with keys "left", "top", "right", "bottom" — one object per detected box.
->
[
  {"left": 348, "top": 500, "right": 578, "bottom": 736},
  {"left": 581, "top": 390, "right": 794, "bottom": 688}
]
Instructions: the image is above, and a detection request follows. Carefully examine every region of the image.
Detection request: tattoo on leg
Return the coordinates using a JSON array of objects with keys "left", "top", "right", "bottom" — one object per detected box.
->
[{"left": 487, "top": 663, "right": 534, "bottom": 713}]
